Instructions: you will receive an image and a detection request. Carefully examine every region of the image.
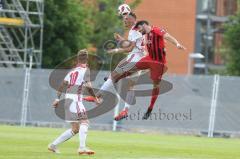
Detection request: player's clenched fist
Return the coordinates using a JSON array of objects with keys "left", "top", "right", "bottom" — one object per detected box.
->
[{"left": 114, "top": 33, "right": 124, "bottom": 41}]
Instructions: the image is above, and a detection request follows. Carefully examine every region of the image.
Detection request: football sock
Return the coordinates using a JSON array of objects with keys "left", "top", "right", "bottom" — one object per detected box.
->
[
  {"left": 148, "top": 87, "right": 160, "bottom": 110},
  {"left": 124, "top": 90, "right": 135, "bottom": 110},
  {"left": 79, "top": 123, "right": 89, "bottom": 149},
  {"left": 52, "top": 129, "right": 75, "bottom": 146},
  {"left": 100, "top": 78, "right": 113, "bottom": 92}
]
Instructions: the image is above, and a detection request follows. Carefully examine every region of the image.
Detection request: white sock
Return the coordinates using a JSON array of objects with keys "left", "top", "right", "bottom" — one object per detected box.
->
[
  {"left": 100, "top": 78, "right": 113, "bottom": 92},
  {"left": 79, "top": 124, "right": 89, "bottom": 149},
  {"left": 52, "top": 129, "right": 75, "bottom": 146},
  {"left": 124, "top": 90, "right": 135, "bottom": 110}
]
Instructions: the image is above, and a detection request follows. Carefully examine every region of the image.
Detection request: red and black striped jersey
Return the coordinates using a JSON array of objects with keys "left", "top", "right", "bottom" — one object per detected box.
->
[{"left": 146, "top": 26, "right": 167, "bottom": 63}]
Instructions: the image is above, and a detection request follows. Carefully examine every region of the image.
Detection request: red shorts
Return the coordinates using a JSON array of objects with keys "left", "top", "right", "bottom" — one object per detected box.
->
[{"left": 136, "top": 56, "right": 167, "bottom": 81}]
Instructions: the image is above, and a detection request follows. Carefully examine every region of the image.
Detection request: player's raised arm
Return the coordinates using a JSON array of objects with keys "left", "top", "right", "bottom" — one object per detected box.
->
[
  {"left": 107, "top": 12, "right": 142, "bottom": 55},
  {"left": 114, "top": 33, "right": 125, "bottom": 42},
  {"left": 163, "top": 33, "right": 186, "bottom": 50},
  {"left": 107, "top": 40, "right": 136, "bottom": 54}
]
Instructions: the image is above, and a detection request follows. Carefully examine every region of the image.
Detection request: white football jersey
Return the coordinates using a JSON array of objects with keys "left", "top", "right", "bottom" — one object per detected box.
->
[
  {"left": 64, "top": 65, "right": 89, "bottom": 102},
  {"left": 128, "top": 26, "right": 144, "bottom": 55}
]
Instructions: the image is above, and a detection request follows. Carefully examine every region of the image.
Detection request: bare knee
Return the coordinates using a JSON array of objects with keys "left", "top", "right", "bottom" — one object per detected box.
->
[
  {"left": 72, "top": 128, "right": 79, "bottom": 134},
  {"left": 80, "top": 120, "right": 89, "bottom": 125},
  {"left": 71, "top": 123, "right": 79, "bottom": 134}
]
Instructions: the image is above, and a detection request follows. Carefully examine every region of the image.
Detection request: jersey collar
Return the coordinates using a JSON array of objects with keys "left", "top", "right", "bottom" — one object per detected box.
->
[
  {"left": 151, "top": 26, "right": 154, "bottom": 32},
  {"left": 76, "top": 63, "right": 87, "bottom": 68},
  {"left": 131, "top": 22, "right": 137, "bottom": 30}
]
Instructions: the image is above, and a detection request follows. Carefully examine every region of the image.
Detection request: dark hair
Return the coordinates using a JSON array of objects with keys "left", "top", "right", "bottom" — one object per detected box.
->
[
  {"left": 128, "top": 12, "right": 137, "bottom": 19},
  {"left": 135, "top": 20, "right": 149, "bottom": 28}
]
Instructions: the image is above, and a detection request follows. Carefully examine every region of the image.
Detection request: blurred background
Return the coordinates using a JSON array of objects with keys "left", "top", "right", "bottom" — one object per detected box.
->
[
  {"left": 0, "top": 0, "right": 239, "bottom": 75},
  {"left": 0, "top": 0, "right": 240, "bottom": 137}
]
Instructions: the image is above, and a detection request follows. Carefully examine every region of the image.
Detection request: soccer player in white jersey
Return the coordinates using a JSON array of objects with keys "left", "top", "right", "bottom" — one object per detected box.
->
[
  {"left": 48, "top": 49, "right": 99, "bottom": 155},
  {"left": 84, "top": 12, "right": 145, "bottom": 120},
  {"left": 112, "top": 12, "right": 146, "bottom": 120}
]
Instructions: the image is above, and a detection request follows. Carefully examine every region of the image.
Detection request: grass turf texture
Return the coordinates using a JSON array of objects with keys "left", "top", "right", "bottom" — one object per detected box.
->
[{"left": 0, "top": 125, "right": 239, "bottom": 159}]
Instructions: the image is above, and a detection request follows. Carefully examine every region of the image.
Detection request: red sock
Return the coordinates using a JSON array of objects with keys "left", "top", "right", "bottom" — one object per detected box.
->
[{"left": 148, "top": 87, "right": 160, "bottom": 110}]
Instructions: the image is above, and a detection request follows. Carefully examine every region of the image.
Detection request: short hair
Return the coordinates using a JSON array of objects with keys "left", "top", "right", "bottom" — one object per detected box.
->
[
  {"left": 135, "top": 20, "right": 149, "bottom": 28},
  {"left": 128, "top": 12, "right": 137, "bottom": 19},
  {"left": 77, "top": 49, "right": 88, "bottom": 56}
]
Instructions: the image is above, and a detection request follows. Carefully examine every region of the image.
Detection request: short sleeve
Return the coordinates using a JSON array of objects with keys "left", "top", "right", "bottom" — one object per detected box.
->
[
  {"left": 64, "top": 71, "right": 71, "bottom": 83},
  {"left": 128, "top": 30, "right": 142, "bottom": 42},
  {"left": 154, "top": 27, "right": 166, "bottom": 36}
]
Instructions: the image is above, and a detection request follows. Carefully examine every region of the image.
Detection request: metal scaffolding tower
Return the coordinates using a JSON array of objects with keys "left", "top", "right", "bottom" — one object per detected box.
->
[{"left": 0, "top": 0, "right": 44, "bottom": 68}]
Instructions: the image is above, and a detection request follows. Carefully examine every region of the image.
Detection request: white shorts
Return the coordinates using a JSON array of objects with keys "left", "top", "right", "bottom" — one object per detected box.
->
[
  {"left": 115, "top": 52, "right": 144, "bottom": 75},
  {"left": 65, "top": 94, "right": 87, "bottom": 122}
]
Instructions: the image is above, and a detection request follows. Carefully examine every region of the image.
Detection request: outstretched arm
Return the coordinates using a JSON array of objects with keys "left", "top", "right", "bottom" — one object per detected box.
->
[
  {"left": 84, "top": 69, "right": 101, "bottom": 104},
  {"left": 84, "top": 81, "right": 96, "bottom": 97},
  {"left": 114, "top": 33, "right": 125, "bottom": 42},
  {"left": 164, "top": 33, "right": 186, "bottom": 50},
  {"left": 107, "top": 41, "right": 136, "bottom": 54},
  {"left": 84, "top": 81, "right": 101, "bottom": 104},
  {"left": 107, "top": 32, "right": 141, "bottom": 54}
]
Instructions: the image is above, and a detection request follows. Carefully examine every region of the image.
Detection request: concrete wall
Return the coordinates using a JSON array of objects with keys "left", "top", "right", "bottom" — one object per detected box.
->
[{"left": 0, "top": 68, "right": 240, "bottom": 135}]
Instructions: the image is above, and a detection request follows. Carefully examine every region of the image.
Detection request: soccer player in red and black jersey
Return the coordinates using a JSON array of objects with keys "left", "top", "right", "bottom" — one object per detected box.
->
[
  {"left": 134, "top": 20, "right": 186, "bottom": 119},
  {"left": 84, "top": 19, "right": 186, "bottom": 120}
]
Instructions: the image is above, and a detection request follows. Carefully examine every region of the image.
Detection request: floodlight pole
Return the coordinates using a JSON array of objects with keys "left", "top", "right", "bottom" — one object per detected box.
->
[{"left": 21, "top": 48, "right": 33, "bottom": 127}]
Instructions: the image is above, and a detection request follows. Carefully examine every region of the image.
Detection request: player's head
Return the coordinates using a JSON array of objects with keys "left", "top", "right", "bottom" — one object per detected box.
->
[
  {"left": 77, "top": 49, "right": 88, "bottom": 64},
  {"left": 123, "top": 12, "right": 137, "bottom": 28},
  {"left": 135, "top": 20, "right": 151, "bottom": 35}
]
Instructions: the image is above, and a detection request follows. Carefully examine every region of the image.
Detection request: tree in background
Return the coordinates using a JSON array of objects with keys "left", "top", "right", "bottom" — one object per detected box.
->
[
  {"left": 222, "top": 0, "right": 240, "bottom": 75},
  {"left": 42, "top": 0, "right": 141, "bottom": 68},
  {"left": 87, "top": 0, "right": 124, "bottom": 69},
  {"left": 43, "top": 0, "right": 92, "bottom": 68},
  {"left": 86, "top": 0, "right": 141, "bottom": 70}
]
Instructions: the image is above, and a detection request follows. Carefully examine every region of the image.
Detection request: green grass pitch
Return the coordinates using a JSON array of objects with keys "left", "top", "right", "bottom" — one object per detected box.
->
[{"left": 0, "top": 125, "right": 239, "bottom": 159}]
